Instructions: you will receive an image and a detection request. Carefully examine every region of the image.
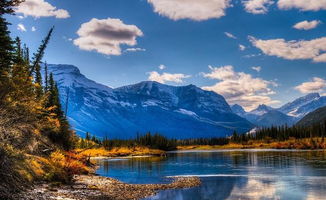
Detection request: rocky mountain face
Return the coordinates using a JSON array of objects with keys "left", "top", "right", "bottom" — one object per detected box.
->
[
  {"left": 278, "top": 93, "right": 326, "bottom": 118},
  {"left": 48, "top": 64, "right": 254, "bottom": 139}
]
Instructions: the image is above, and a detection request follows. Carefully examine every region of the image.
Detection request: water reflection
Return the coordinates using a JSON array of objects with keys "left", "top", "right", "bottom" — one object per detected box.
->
[{"left": 96, "top": 150, "right": 326, "bottom": 200}]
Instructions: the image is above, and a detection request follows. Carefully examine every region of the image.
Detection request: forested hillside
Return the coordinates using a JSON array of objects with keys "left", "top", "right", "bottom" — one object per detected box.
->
[
  {"left": 297, "top": 106, "right": 326, "bottom": 127},
  {"left": 0, "top": 1, "right": 80, "bottom": 198}
]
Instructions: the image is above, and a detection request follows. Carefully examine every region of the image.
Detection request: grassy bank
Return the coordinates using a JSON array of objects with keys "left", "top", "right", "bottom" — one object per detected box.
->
[
  {"left": 75, "top": 146, "right": 166, "bottom": 158},
  {"left": 177, "top": 137, "right": 326, "bottom": 150}
]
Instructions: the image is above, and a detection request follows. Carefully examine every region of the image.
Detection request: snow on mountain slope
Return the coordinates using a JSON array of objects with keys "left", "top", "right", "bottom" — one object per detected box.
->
[
  {"left": 48, "top": 64, "right": 254, "bottom": 139},
  {"left": 278, "top": 93, "right": 322, "bottom": 118}
]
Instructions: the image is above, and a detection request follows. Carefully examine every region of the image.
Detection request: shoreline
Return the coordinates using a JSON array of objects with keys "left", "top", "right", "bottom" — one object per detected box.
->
[{"left": 16, "top": 174, "right": 201, "bottom": 200}]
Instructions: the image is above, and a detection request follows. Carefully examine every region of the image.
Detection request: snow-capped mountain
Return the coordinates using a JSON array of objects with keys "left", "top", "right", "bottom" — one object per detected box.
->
[
  {"left": 48, "top": 64, "right": 253, "bottom": 139},
  {"left": 249, "top": 104, "right": 274, "bottom": 116},
  {"left": 232, "top": 104, "right": 295, "bottom": 127},
  {"left": 231, "top": 104, "right": 246, "bottom": 116},
  {"left": 254, "top": 110, "right": 296, "bottom": 127},
  {"left": 231, "top": 93, "right": 326, "bottom": 127},
  {"left": 278, "top": 93, "right": 326, "bottom": 118}
]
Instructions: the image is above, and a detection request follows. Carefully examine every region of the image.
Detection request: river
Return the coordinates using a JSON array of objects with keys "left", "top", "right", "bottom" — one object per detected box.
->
[{"left": 96, "top": 150, "right": 326, "bottom": 200}]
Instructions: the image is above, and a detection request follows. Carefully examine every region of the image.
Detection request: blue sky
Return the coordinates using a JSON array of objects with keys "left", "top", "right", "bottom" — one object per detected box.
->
[{"left": 7, "top": 0, "right": 326, "bottom": 110}]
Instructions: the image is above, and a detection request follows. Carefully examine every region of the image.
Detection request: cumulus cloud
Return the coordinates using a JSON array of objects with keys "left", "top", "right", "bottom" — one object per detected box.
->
[
  {"left": 74, "top": 18, "right": 143, "bottom": 56},
  {"left": 225, "top": 32, "right": 237, "bottom": 39},
  {"left": 147, "top": 0, "right": 231, "bottom": 21},
  {"left": 158, "top": 64, "right": 166, "bottom": 70},
  {"left": 278, "top": 0, "right": 326, "bottom": 11},
  {"left": 249, "top": 36, "right": 326, "bottom": 63},
  {"left": 252, "top": 66, "right": 262, "bottom": 72},
  {"left": 293, "top": 20, "right": 321, "bottom": 30},
  {"left": 124, "top": 48, "right": 146, "bottom": 53},
  {"left": 202, "top": 65, "right": 278, "bottom": 110},
  {"left": 17, "top": 23, "right": 26, "bottom": 32},
  {"left": 242, "top": 0, "right": 274, "bottom": 14},
  {"left": 147, "top": 71, "right": 190, "bottom": 84},
  {"left": 295, "top": 77, "right": 326, "bottom": 94},
  {"left": 31, "top": 26, "right": 36, "bottom": 32},
  {"left": 16, "top": 0, "right": 70, "bottom": 18},
  {"left": 239, "top": 44, "right": 246, "bottom": 51}
]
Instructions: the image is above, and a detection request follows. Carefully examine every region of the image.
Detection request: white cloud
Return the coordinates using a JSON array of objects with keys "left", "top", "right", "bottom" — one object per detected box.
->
[
  {"left": 202, "top": 65, "right": 278, "bottom": 110},
  {"left": 249, "top": 36, "right": 326, "bottom": 63},
  {"left": 225, "top": 32, "right": 237, "bottom": 39},
  {"left": 16, "top": 0, "right": 70, "bottom": 19},
  {"left": 74, "top": 18, "right": 143, "bottom": 56},
  {"left": 293, "top": 20, "right": 321, "bottom": 30},
  {"left": 295, "top": 77, "right": 326, "bottom": 94},
  {"left": 158, "top": 64, "right": 166, "bottom": 70},
  {"left": 147, "top": 0, "right": 231, "bottom": 21},
  {"left": 124, "top": 48, "right": 146, "bottom": 53},
  {"left": 147, "top": 71, "right": 191, "bottom": 84},
  {"left": 31, "top": 26, "right": 36, "bottom": 32},
  {"left": 314, "top": 53, "right": 326, "bottom": 63},
  {"left": 278, "top": 0, "right": 326, "bottom": 11},
  {"left": 17, "top": 23, "right": 26, "bottom": 32},
  {"left": 242, "top": 0, "right": 274, "bottom": 14},
  {"left": 243, "top": 53, "right": 262, "bottom": 58},
  {"left": 239, "top": 44, "right": 246, "bottom": 51},
  {"left": 252, "top": 66, "right": 262, "bottom": 72}
]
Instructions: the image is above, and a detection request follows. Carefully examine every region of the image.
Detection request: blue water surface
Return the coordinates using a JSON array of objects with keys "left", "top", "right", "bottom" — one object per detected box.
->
[{"left": 96, "top": 150, "right": 326, "bottom": 200}]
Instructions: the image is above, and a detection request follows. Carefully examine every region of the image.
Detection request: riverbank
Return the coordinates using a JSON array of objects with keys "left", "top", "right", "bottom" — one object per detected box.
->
[
  {"left": 15, "top": 174, "right": 201, "bottom": 200},
  {"left": 75, "top": 147, "right": 166, "bottom": 158},
  {"left": 177, "top": 137, "right": 326, "bottom": 150}
]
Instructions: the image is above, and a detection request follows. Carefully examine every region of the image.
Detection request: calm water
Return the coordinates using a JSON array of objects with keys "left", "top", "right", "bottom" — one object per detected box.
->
[{"left": 96, "top": 150, "right": 326, "bottom": 200}]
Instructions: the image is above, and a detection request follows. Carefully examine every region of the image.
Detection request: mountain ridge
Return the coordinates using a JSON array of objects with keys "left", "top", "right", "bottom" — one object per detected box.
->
[{"left": 48, "top": 64, "right": 254, "bottom": 139}]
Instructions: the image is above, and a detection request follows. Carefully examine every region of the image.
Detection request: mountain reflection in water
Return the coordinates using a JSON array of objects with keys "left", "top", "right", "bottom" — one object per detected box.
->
[{"left": 96, "top": 150, "right": 326, "bottom": 200}]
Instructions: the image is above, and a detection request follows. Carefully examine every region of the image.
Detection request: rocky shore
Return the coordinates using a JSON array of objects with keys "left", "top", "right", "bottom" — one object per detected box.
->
[{"left": 15, "top": 175, "right": 201, "bottom": 200}]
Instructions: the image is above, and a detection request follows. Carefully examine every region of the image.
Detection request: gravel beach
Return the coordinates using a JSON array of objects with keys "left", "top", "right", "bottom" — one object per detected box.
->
[{"left": 15, "top": 175, "right": 201, "bottom": 200}]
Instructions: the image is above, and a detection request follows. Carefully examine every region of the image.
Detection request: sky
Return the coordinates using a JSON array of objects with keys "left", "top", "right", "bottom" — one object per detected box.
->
[{"left": 6, "top": 0, "right": 326, "bottom": 111}]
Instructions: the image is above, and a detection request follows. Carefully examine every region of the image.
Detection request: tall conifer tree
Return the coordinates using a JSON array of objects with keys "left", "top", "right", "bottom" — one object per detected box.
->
[{"left": 30, "top": 27, "right": 54, "bottom": 76}]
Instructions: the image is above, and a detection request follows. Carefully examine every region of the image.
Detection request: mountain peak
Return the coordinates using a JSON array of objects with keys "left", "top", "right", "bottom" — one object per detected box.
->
[
  {"left": 231, "top": 104, "right": 246, "bottom": 116},
  {"left": 278, "top": 92, "right": 322, "bottom": 117},
  {"left": 250, "top": 104, "right": 274, "bottom": 116},
  {"left": 48, "top": 64, "right": 81, "bottom": 75}
]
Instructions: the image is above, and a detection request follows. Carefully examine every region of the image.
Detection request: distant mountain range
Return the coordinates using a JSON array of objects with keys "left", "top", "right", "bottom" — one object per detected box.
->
[
  {"left": 48, "top": 64, "right": 326, "bottom": 139},
  {"left": 48, "top": 64, "right": 253, "bottom": 139},
  {"left": 231, "top": 93, "right": 326, "bottom": 127},
  {"left": 231, "top": 104, "right": 295, "bottom": 127}
]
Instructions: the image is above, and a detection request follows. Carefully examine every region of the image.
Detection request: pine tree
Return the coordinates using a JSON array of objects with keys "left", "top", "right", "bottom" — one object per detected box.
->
[
  {"left": 0, "top": 13, "right": 13, "bottom": 85},
  {"left": 22, "top": 43, "right": 30, "bottom": 65},
  {"left": 10, "top": 37, "right": 35, "bottom": 104},
  {"left": 30, "top": 27, "right": 54, "bottom": 76},
  {"left": 44, "top": 62, "right": 49, "bottom": 92},
  {"left": 34, "top": 63, "right": 43, "bottom": 98},
  {"left": 0, "top": 0, "right": 23, "bottom": 81},
  {"left": 0, "top": 0, "right": 24, "bottom": 15}
]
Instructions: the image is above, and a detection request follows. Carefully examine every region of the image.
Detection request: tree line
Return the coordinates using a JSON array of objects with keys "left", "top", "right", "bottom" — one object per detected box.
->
[{"left": 78, "top": 119, "right": 326, "bottom": 150}]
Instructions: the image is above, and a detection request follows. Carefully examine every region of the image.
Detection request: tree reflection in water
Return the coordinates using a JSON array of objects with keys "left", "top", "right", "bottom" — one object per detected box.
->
[{"left": 96, "top": 150, "right": 326, "bottom": 200}]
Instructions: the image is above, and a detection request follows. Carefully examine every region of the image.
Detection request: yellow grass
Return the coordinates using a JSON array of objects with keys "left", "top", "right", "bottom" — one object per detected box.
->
[
  {"left": 75, "top": 146, "right": 165, "bottom": 158},
  {"left": 177, "top": 138, "right": 326, "bottom": 150}
]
